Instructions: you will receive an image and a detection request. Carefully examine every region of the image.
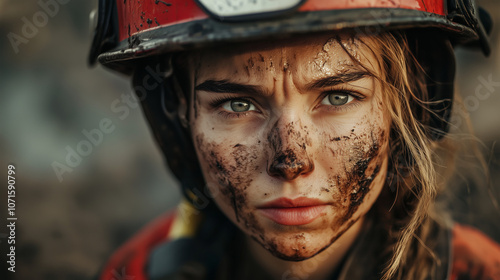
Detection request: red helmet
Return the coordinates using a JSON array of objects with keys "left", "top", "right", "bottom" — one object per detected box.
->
[
  {"left": 88, "top": 0, "right": 492, "bottom": 207},
  {"left": 89, "top": 0, "right": 491, "bottom": 74}
]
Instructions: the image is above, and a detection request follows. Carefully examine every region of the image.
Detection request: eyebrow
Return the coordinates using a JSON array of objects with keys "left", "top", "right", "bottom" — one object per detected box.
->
[
  {"left": 305, "top": 71, "right": 372, "bottom": 90},
  {"left": 195, "top": 70, "right": 372, "bottom": 96},
  {"left": 195, "top": 80, "right": 267, "bottom": 96}
]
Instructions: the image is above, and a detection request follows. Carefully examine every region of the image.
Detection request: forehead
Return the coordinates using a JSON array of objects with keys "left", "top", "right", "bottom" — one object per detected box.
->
[{"left": 195, "top": 33, "right": 381, "bottom": 83}]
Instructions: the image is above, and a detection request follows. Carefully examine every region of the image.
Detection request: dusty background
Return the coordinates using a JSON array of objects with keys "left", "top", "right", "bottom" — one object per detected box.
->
[{"left": 0, "top": 0, "right": 499, "bottom": 279}]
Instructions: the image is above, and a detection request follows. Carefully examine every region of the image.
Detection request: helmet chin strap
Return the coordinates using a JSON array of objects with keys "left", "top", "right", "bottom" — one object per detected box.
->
[
  {"left": 133, "top": 56, "right": 214, "bottom": 211},
  {"left": 160, "top": 57, "right": 190, "bottom": 129}
]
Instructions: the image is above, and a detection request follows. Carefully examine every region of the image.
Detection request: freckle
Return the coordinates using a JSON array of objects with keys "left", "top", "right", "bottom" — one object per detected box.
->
[
  {"left": 264, "top": 193, "right": 268, "bottom": 196},
  {"left": 351, "top": 129, "right": 355, "bottom": 132},
  {"left": 212, "top": 127, "right": 214, "bottom": 130}
]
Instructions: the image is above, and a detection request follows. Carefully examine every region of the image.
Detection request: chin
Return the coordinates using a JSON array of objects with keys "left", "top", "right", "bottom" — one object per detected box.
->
[
  {"left": 247, "top": 212, "right": 364, "bottom": 262},
  {"left": 268, "top": 238, "right": 332, "bottom": 262},
  {"left": 251, "top": 227, "right": 337, "bottom": 262}
]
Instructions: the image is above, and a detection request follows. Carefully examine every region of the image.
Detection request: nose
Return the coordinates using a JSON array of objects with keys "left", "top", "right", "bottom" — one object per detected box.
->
[
  {"left": 266, "top": 120, "right": 314, "bottom": 180},
  {"left": 267, "top": 148, "right": 314, "bottom": 180}
]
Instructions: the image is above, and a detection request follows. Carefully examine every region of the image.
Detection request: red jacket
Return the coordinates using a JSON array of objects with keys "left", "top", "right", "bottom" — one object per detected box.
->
[{"left": 98, "top": 211, "right": 500, "bottom": 280}]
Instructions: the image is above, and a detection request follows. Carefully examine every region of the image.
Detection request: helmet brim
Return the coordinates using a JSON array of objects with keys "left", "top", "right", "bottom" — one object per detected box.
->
[{"left": 98, "top": 8, "right": 477, "bottom": 75}]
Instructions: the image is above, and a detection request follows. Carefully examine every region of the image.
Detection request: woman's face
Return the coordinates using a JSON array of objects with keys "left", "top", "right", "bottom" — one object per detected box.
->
[{"left": 189, "top": 34, "right": 390, "bottom": 261}]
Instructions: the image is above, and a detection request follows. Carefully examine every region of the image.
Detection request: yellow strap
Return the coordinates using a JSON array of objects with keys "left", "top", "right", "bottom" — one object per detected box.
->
[{"left": 168, "top": 199, "right": 204, "bottom": 239}]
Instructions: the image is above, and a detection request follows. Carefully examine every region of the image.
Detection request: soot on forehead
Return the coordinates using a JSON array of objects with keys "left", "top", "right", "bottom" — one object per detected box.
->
[{"left": 311, "top": 37, "right": 363, "bottom": 77}]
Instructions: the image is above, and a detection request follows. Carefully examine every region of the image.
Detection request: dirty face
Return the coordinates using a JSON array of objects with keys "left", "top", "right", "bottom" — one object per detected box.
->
[{"left": 189, "top": 34, "right": 390, "bottom": 261}]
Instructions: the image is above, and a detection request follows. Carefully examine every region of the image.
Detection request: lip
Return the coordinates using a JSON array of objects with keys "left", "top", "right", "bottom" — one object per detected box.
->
[{"left": 257, "top": 197, "right": 329, "bottom": 226}]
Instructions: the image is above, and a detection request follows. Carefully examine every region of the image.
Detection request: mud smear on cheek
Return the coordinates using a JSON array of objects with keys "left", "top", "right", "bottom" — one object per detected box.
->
[
  {"left": 195, "top": 135, "right": 264, "bottom": 236},
  {"left": 327, "top": 129, "right": 386, "bottom": 243}
]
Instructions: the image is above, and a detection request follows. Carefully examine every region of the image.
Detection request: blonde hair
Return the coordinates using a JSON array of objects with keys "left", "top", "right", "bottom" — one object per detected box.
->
[
  {"left": 345, "top": 31, "right": 450, "bottom": 280},
  {"left": 377, "top": 33, "right": 438, "bottom": 280}
]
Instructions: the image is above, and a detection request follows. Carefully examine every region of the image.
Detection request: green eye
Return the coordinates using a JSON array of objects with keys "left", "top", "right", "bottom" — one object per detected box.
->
[
  {"left": 222, "top": 99, "right": 256, "bottom": 112},
  {"left": 231, "top": 100, "right": 250, "bottom": 112},
  {"left": 321, "top": 93, "right": 354, "bottom": 106}
]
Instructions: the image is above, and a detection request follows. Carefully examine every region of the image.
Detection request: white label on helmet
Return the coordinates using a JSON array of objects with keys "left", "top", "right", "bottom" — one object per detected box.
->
[{"left": 197, "top": 0, "right": 303, "bottom": 18}]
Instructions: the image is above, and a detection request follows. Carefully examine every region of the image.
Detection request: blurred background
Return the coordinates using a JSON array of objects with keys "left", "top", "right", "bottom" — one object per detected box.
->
[{"left": 0, "top": 0, "right": 499, "bottom": 279}]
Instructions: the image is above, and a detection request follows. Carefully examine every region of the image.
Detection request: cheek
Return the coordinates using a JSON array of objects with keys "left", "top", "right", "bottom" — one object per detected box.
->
[
  {"left": 193, "top": 133, "right": 264, "bottom": 234},
  {"left": 319, "top": 122, "right": 389, "bottom": 229}
]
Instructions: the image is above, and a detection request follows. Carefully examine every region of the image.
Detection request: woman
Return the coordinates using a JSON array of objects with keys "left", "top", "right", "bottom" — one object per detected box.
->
[{"left": 89, "top": 0, "right": 499, "bottom": 279}]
